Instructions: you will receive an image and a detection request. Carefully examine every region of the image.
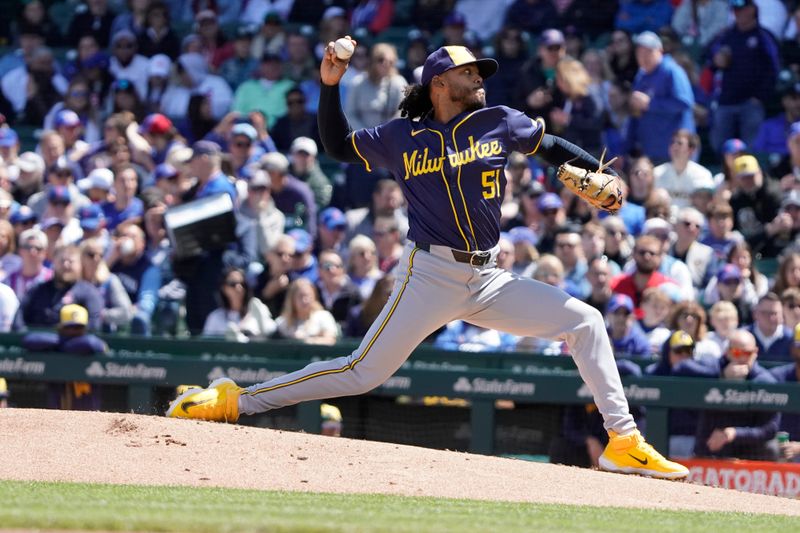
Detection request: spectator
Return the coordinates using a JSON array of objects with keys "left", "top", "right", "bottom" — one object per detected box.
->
[
  {"left": 496, "top": 232, "right": 515, "bottom": 271},
  {"left": 671, "top": 207, "right": 714, "bottom": 290},
  {"left": 638, "top": 286, "right": 673, "bottom": 356},
  {"left": 271, "top": 87, "right": 321, "bottom": 154},
  {"left": 345, "top": 178, "right": 408, "bottom": 243},
  {"left": 225, "top": 122, "right": 263, "bottom": 177},
  {"left": 43, "top": 77, "right": 101, "bottom": 145},
  {"left": 671, "top": 0, "right": 729, "bottom": 48},
  {"left": 689, "top": 328, "right": 779, "bottom": 460},
  {"left": 250, "top": 12, "right": 287, "bottom": 60},
  {"left": 78, "top": 168, "right": 114, "bottom": 205},
  {"left": 288, "top": 228, "right": 318, "bottom": 283},
  {"left": 729, "top": 155, "right": 783, "bottom": 258},
  {"left": 554, "top": 224, "right": 589, "bottom": 299},
  {"left": 611, "top": 234, "right": 678, "bottom": 316},
  {"left": 707, "top": 0, "right": 780, "bottom": 152},
  {"left": 626, "top": 31, "right": 695, "bottom": 163},
  {"left": 606, "top": 29, "right": 639, "bottom": 86},
  {"left": 753, "top": 85, "right": 800, "bottom": 167},
  {"left": 606, "top": 293, "right": 651, "bottom": 358},
  {"left": 218, "top": 25, "right": 259, "bottom": 90},
  {"left": 167, "top": 52, "right": 233, "bottom": 121},
  {"left": 0, "top": 220, "right": 20, "bottom": 279},
  {"left": 727, "top": 240, "right": 769, "bottom": 297},
  {"left": 549, "top": 57, "right": 604, "bottom": 155},
  {"left": 667, "top": 300, "right": 721, "bottom": 359},
  {"left": 344, "top": 43, "right": 407, "bottom": 131},
  {"left": 781, "top": 287, "right": 800, "bottom": 331},
  {"left": 137, "top": 1, "right": 180, "bottom": 59},
  {"left": 2, "top": 46, "right": 68, "bottom": 125},
  {"left": 532, "top": 193, "right": 566, "bottom": 254},
  {"left": 748, "top": 292, "right": 793, "bottom": 362},
  {"left": 276, "top": 277, "right": 339, "bottom": 345},
  {"left": 194, "top": 10, "right": 233, "bottom": 71},
  {"left": 143, "top": 54, "right": 172, "bottom": 115},
  {"left": 107, "top": 224, "right": 160, "bottom": 335},
  {"left": 102, "top": 165, "right": 144, "bottom": 231},
  {"left": 67, "top": 0, "right": 116, "bottom": 48},
  {"left": 109, "top": 30, "right": 150, "bottom": 100},
  {"left": 584, "top": 256, "right": 614, "bottom": 314},
  {"left": 315, "top": 249, "right": 361, "bottom": 324},
  {"left": 702, "top": 263, "right": 757, "bottom": 325},
  {"left": 15, "top": 244, "right": 103, "bottom": 331},
  {"left": 0, "top": 272, "right": 18, "bottom": 331},
  {"left": 616, "top": 0, "right": 673, "bottom": 34},
  {"left": 4, "top": 228, "right": 51, "bottom": 300},
  {"left": 259, "top": 151, "right": 316, "bottom": 235},
  {"left": 707, "top": 300, "right": 740, "bottom": 354},
  {"left": 347, "top": 234, "right": 382, "bottom": 301},
  {"left": 233, "top": 52, "right": 294, "bottom": 129},
  {"left": 434, "top": 320, "right": 507, "bottom": 352},
  {"left": 108, "top": 78, "right": 146, "bottom": 121},
  {"left": 580, "top": 222, "right": 610, "bottom": 265},
  {"left": 601, "top": 216, "right": 633, "bottom": 270},
  {"left": 345, "top": 272, "right": 394, "bottom": 338},
  {"left": 77, "top": 204, "right": 109, "bottom": 250},
  {"left": 22, "top": 304, "right": 108, "bottom": 411},
  {"left": 185, "top": 140, "right": 237, "bottom": 201},
  {"left": 136, "top": 113, "right": 187, "bottom": 168},
  {"left": 256, "top": 233, "right": 295, "bottom": 317},
  {"left": 373, "top": 215, "right": 403, "bottom": 274},
  {"left": 770, "top": 322, "right": 800, "bottom": 462},
  {"left": 700, "top": 200, "right": 743, "bottom": 262},
  {"left": 504, "top": 0, "right": 557, "bottom": 35},
  {"left": 289, "top": 136, "right": 332, "bottom": 209},
  {"left": 434, "top": 10, "right": 478, "bottom": 49},
  {"left": 773, "top": 251, "right": 800, "bottom": 295},
  {"left": 645, "top": 329, "right": 709, "bottom": 457},
  {"left": 514, "top": 28, "right": 566, "bottom": 127},
  {"left": 653, "top": 130, "right": 713, "bottom": 209},
  {"left": 626, "top": 156, "right": 655, "bottom": 208},
  {"left": 239, "top": 170, "right": 285, "bottom": 260},
  {"left": 79, "top": 237, "right": 132, "bottom": 333},
  {"left": 484, "top": 27, "right": 528, "bottom": 108},
  {"left": 316, "top": 207, "right": 348, "bottom": 256},
  {"left": 13, "top": 151, "right": 46, "bottom": 204},
  {"left": 9, "top": 206, "right": 38, "bottom": 241},
  {"left": 202, "top": 266, "right": 276, "bottom": 342},
  {"left": 639, "top": 217, "right": 694, "bottom": 300},
  {"left": 284, "top": 31, "right": 317, "bottom": 85},
  {"left": 508, "top": 226, "right": 539, "bottom": 276}
]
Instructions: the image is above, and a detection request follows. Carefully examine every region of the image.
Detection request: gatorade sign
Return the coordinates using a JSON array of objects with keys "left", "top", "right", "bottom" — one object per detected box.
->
[{"left": 683, "top": 458, "right": 800, "bottom": 497}]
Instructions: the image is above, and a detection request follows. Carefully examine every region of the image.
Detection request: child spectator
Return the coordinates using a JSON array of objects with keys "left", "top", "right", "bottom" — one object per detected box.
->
[{"left": 638, "top": 287, "right": 672, "bottom": 356}]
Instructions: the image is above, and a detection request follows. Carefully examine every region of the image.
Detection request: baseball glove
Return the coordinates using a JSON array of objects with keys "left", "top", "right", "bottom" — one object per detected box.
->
[{"left": 556, "top": 149, "right": 624, "bottom": 214}]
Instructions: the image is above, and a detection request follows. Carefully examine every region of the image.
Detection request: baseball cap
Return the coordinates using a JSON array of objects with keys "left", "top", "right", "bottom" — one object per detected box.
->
[
  {"left": 287, "top": 228, "right": 312, "bottom": 254},
  {"left": 54, "top": 109, "right": 81, "bottom": 129},
  {"left": 249, "top": 169, "right": 271, "bottom": 188},
  {"left": 691, "top": 175, "right": 716, "bottom": 194},
  {"left": 634, "top": 31, "right": 663, "bottom": 50},
  {"left": 111, "top": 78, "right": 136, "bottom": 93},
  {"left": 733, "top": 154, "right": 759, "bottom": 176},
  {"left": 783, "top": 189, "right": 800, "bottom": 209},
  {"left": 148, "top": 54, "right": 172, "bottom": 78},
  {"left": 139, "top": 113, "right": 172, "bottom": 135},
  {"left": 78, "top": 204, "right": 106, "bottom": 230},
  {"left": 643, "top": 217, "right": 672, "bottom": 234},
  {"left": 47, "top": 185, "right": 72, "bottom": 203},
  {"left": 717, "top": 263, "right": 742, "bottom": 283},
  {"left": 420, "top": 45, "right": 498, "bottom": 87},
  {"left": 525, "top": 180, "right": 545, "bottom": 198},
  {"left": 59, "top": 304, "right": 89, "bottom": 327},
  {"left": 260, "top": 151, "right": 290, "bottom": 173},
  {"left": 195, "top": 9, "right": 216, "bottom": 22},
  {"left": 189, "top": 140, "right": 221, "bottom": 159},
  {"left": 10, "top": 205, "right": 37, "bottom": 224},
  {"left": 0, "top": 128, "right": 19, "bottom": 147},
  {"left": 722, "top": 138, "right": 747, "bottom": 154},
  {"left": 290, "top": 136, "right": 318, "bottom": 157},
  {"left": 263, "top": 11, "right": 282, "bottom": 24},
  {"left": 78, "top": 168, "right": 114, "bottom": 192},
  {"left": 321, "top": 6, "right": 346, "bottom": 21},
  {"left": 540, "top": 29, "right": 565, "bottom": 47},
  {"left": 153, "top": 163, "right": 178, "bottom": 182},
  {"left": 320, "top": 207, "right": 347, "bottom": 231},
  {"left": 48, "top": 156, "right": 75, "bottom": 176},
  {"left": 16, "top": 151, "right": 45, "bottom": 174},
  {"left": 669, "top": 330, "right": 695, "bottom": 350},
  {"left": 236, "top": 24, "right": 259, "bottom": 39},
  {"left": 443, "top": 11, "right": 466, "bottom": 26},
  {"left": 41, "top": 217, "right": 65, "bottom": 230},
  {"left": 793, "top": 322, "right": 800, "bottom": 345},
  {"left": 508, "top": 225, "right": 538, "bottom": 246},
  {"left": 537, "top": 192, "right": 563, "bottom": 211},
  {"left": 606, "top": 293, "right": 634, "bottom": 314},
  {"left": 231, "top": 123, "right": 258, "bottom": 141},
  {"left": 110, "top": 29, "right": 137, "bottom": 46}
]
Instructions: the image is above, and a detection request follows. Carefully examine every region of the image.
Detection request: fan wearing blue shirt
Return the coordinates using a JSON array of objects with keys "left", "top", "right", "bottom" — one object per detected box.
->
[
  {"left": 101, "top": 165, "right": 143, "bottom": 231},
  {"left": 606, "top": 294, "right": 651, "bottom": 358}
]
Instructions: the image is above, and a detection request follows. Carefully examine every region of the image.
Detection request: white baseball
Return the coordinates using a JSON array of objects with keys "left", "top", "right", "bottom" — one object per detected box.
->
[{"left": 333, "top": 38, "right": 354, "bottom": 60}]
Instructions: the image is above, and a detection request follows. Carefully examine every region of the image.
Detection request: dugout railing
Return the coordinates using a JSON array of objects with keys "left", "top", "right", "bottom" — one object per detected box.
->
[{"left": 0, "top": 332, "right": 798, "bottom": 456}]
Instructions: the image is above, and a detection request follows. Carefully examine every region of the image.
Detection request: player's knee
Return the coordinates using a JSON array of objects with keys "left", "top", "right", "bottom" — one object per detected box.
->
[{"left": 350, "top": 368, "right": 392, "bottom": 395}]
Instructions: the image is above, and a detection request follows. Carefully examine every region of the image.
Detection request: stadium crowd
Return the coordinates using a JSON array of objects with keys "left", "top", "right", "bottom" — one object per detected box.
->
[{"left": 0, "top": 0, "right": 800, "bottom": 463}]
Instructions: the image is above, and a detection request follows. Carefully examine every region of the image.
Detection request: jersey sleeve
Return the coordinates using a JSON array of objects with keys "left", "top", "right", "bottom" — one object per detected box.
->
[
  {"left": 504, "top": 107, "right": 546, "bottom": 156},
  {"left": 351, "top": 119, "right": 403, "bottom": 172}
]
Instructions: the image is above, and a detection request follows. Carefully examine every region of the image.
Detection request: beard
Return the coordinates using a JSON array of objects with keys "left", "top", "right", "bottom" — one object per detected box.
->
[
  {"left": 451, "top": 85, "right": 486, "bottom": 112},
  {"left": 636, "top": 264, "right": 656, "bottom": 275}
]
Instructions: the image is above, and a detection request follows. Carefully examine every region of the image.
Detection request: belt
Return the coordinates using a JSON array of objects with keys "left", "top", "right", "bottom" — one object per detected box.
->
[{"left": 416, "top": 242, "right": 492, "bottom": 267}]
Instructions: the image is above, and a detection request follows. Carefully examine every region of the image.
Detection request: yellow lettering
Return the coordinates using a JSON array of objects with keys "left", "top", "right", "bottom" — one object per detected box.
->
[
  {"left": 402, "top": 148, "right": 444, "bottom": 179},
  {"left": 402, "top": 150, "right": 417, "bottom": 180}
]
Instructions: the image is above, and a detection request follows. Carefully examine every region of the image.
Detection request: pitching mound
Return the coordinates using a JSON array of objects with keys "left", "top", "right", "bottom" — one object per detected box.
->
[{"left": 1, "top": 408, "right": 798, "bottom": 516}]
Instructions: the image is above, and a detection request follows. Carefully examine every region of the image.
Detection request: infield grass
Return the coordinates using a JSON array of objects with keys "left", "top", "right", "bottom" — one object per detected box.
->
[{"left": 0, "top": 480, "right": 794, "bottom": 533}]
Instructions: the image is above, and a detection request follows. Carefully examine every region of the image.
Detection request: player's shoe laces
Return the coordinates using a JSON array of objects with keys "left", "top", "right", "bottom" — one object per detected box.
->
[
  {"left": 166, "top": 378, "right": 242, "bottom": 423},
  {"left": 599, "top": 429, "right": 689, "bottom": 480}
]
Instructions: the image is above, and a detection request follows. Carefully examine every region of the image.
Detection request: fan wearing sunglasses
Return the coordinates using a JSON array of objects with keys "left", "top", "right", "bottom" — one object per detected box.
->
[{"left": 202, "top": 267, "right": 275, "bottom": 342}]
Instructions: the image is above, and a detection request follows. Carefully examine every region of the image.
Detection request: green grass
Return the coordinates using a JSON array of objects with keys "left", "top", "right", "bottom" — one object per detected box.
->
[{"left": 0, "top": 480, "right": 794, "bottom": 532}]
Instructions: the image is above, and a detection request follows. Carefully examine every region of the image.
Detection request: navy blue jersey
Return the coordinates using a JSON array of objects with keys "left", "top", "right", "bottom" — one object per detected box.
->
[{"left": 352, "top": 106, "right": 544, "bottom": 251}]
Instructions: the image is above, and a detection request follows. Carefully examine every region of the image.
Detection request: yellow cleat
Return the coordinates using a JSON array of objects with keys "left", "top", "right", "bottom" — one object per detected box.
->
[
  {"left": 166, "top": 378, "right": 242, "bottom": 423},
  {"left": 599, "top": 430, "right": 689, "bottom": 480}
]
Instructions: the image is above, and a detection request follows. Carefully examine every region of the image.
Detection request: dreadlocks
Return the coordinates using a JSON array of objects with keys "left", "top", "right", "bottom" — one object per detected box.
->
[{"left": 398, "top": 84, "right": 432, "bottom": 120}]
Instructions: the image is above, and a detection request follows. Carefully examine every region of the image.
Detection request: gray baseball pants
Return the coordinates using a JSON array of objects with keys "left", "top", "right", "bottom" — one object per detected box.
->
[{"left": 240, "top": 243, "right": 636, "bottom": 435}]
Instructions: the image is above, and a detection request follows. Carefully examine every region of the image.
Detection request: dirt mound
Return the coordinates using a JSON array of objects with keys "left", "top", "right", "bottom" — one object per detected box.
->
[{"left": 1, "top": 409, "right": 798, "bottom": 515}]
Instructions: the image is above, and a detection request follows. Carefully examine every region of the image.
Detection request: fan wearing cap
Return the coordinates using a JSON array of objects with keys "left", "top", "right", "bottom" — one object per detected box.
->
[
  {"left": 137, "top": 113, "right": 187, "bottom": 167},
  {"left": 316, "top": 206, "right": 348, "bottom": 255},
  {"left": 239, "top": 170, "right": 285, "bottom": 258},
  {"left": 108, "top": 30, "right": 149, "bottom": 99},
  {"left": 289, "top": 136, "right": 332, "bottom": 208},
  {"left": 172, "top": 37, "right": 687, "bottom": 481},
  {"left": 42, "top": 77, "right": 100, "bottom": 148},
  {"left": 728, "top": 154, "right": 784, "bottom": 258},
  {"left": 605, "top": 294, "right": 650, "bottom": 358},
  {"left": 219, "top": 24, "right": 260, "bottom": 89},
  {"left": 286, "top": 227, "right": 318, "bottom": 283},
  {"left": 53, "top": 109, "right": 90, "bottom": 162}
]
